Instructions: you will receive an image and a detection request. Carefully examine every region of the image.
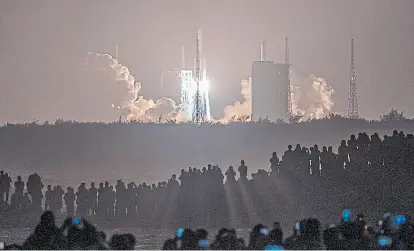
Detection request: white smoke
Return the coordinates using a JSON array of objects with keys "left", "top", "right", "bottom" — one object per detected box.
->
[
  {"left": 86, "top": 52, "right": 333, "bottom": 123},
  {"left": 222, "top": 71, "right": 334, "bottom": 122},
  {"left": 222, "top": 78, "right": 252, "bottom": 122},
  {"left": 291, "top": 73, "right": 334, "bottom": 120},
  {"left": 85, "top": 52, "right": 186, "bottom": 122}
]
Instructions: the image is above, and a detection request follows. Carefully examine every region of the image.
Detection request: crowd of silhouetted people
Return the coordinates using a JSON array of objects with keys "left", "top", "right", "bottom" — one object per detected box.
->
[
  {"left": 3, "top": 211, "right": 136, "bottom": 250},
  {"left": 0, "top": 129, "right": 414, "bottom": 249},
  {"left": 1, "top": 130, "right": 413, "bottom": 227},
  {"left": 162, "top": 212, "right": 414, "bottom": 250},
  {"left": 2, "top": 209, "right": 413, "bottom": 249}
]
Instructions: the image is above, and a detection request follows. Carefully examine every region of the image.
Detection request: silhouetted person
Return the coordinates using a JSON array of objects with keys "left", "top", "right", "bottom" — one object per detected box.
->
[
  {"left": 3, "top": 172, "right": 11, "bottom": 203},
  {"left": 270, "top": 152, "right": 280, "bottom": 174},
  {"left": 338, "top": 140, "right": 349, "bottom": 169},
  {"left": 248, "top": 224, "right": 269, "bottom": 250},
  {"left": 238, "top": 160, "right": 248, "bottom": 181},
  {"left": 88, "top": 182, "right": 98, "bottom": 215},
  {"left": 320, "top": 146, "right": 328, "bottom": 174},
  {"left": 109, "top": 185, "right": 116, "bottom": 215},
  {"left": 169, "top": 174, "right": 179, "bottom": 188},
  {"left": 76, "top": 182, "right": 88, "bottom": 216},
  {"left": 327, "top": 146, "right": 336, "bottom": 171},
  {"left": 293, "top": 144, "right": 302, "bottom": 170},
  {"left": 22, "top": 211, "right": 59, "bottom": 250},
  {"left": 53, "top": 185, "right": 64, "bottom": 213},
  {"left": 27, "top": 173, "right": 44, "bottom": 211},
  {"left": 115, "top": 180, "right": 127, "bottom": 216},
  {"left": 292, "top": 218, "right": 323, "bottom": 250},
  {"left": 225, "top": 166, "right": 236, "bottom": 184},
  {"left": 14, "top": 175, "right": 25, "bottom": 204},
  {"left": 348, "top": 134, "right": 358, "bottom": 167},
  {"left": 97, "top": 182, "right": 105, "bottom": 215},
  {"left": 282, "top": 145, "right": 294, "bottom": 172},
  {"left": 64, "top": 187, "right": 76, "bottom": 216},
  {"left": 311, "top": 145, "right": 321, "bottom": 176},
  {"left": 110, "top": 233, "right": 136, "bottom": 250},
  {"left": 269, "top": 222, "right": 283, "bottom": 246},
  {"left": 126, "top": 182, "right": 137, "bottom": 215},
  {"left": 45, "top": 185, "right": 53, "bottom": 211},
  {"left": 300, "top": 147, "right": 311, "bottom": 174}
]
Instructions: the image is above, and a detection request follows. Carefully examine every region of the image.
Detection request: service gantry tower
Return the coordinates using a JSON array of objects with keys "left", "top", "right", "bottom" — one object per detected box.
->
[
  {"left": 192, "top": 29, "right": 205, "bottom": 123},
  {"left": 348, "top": 38, "right": 359, "bottom": 119},
  {"left": 285, "top": 36, "right": 293, "bottom": 122}
]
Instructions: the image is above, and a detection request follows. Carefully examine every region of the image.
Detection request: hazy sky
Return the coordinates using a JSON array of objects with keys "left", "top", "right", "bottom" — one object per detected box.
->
[{"left": 0, "top": 0, "right": 413, "bottom": 123}]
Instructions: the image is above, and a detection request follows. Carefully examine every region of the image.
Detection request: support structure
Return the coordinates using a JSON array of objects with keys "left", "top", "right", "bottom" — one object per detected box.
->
[
  {"left": 260, "top": 41, "right": 267, "bottom": 61},
  {"left": 285, "top": 36, "right": 293, "bottom": 122},
  {"left": 192, "top": 29, "right": 205, "bottom": 123},
  {"left": 348, "top": 38, "right": 359, "bottom": 119},
  {"left": 181, "top": 45, "right": 186, "bottom": 70}
]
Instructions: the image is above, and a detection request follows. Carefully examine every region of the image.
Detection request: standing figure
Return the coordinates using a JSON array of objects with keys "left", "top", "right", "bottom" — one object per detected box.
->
[{"left": 64, "top": 187, "right": 76, "bottom": 216}]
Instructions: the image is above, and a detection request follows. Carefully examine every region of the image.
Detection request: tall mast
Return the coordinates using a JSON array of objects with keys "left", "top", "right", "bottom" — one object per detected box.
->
[
  {"left": 285, "top": 36, "right": 293, "bottom": 122},
  {"left": 348, "top": 38, "right": 359, "bottom": 119}
]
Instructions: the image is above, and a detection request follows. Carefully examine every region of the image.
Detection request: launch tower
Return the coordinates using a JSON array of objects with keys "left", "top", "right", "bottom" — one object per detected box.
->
[
  {"left": 285, "top": 37, "right": 293, "bottom": 122},
  {"left": 348, "top": 38, "right": 359, "bottom": 119},
  {"left": 192, "top": 29, "right": 206, "bottom": 123}
]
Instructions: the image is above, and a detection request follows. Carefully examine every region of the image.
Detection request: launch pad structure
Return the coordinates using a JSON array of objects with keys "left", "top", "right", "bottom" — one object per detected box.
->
[
  {"left": 192, "top": 29, "right": 205, "bottom": 123},
  {"left": 159, "top": 29, "right": 211, "bottom": 122}
]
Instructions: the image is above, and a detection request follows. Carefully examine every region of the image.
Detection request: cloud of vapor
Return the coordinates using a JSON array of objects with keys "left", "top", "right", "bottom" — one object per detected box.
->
[
  {"left": 222, "top": 78, "right": 252, "bottom": 121},
  {"left": 291, "top": 73, "right": 334, "bottom": 120},
  {"left": 85, "top": 52, "right": 185, "bottom": 122},
  {"left": 223, "top": 71, "right": 334, "bottom": 122},
  {"left": 85, "top": 52, "right": 333, "bottom": 123}
]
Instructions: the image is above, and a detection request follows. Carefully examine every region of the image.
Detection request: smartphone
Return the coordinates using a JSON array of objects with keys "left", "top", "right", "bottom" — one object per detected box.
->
[
  {"left": 295, "top": 222, "right": 300, "bottom": 231},
  {"left": 378, "top": 236, "right": 392, "bottom": 247},
  {"left": 176, "top": 228, "right": 184, "bottom": 238},
  {"left": 342, "top": 209, "right": 351, "bottom": 222},
  {"left": 260, "top": 228, "right": 269, "bottom": 236},
  {"left": 265, "top": 245, "right": 284, "bottom": 250},
  {"left": 72, "top": 216, "right": 81, "bottom": 225},
  {"left": 394, "top": 215, "right": 406, "bottom": 225},
  {"left": 199, "top": 239, "right": 208, "bottom": 248}
]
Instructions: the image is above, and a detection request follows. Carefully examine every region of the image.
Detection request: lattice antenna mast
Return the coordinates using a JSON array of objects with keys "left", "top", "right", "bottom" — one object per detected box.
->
[
  {"left": 181, "top": 45, "right": 186, "bottom": 70},
  {"left": 192, "top": 29, "right": 205, "bottom": 123},
  {"left": 115, "top": 40, "right": 119, "bottom": 61},
  {"left": 348, "top": 38, "right": 359, "bottom": 119},
  {"left": 285, "top": 36, "right": 293, "bottom": 122}
]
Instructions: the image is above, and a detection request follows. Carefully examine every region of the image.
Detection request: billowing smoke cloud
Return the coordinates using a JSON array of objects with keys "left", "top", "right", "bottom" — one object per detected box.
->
[
  {"left": 223, "top": 71, "right": 334, "bottom": 122},
  {"left": 85, "top": 52, "right": 186, "bottom": 122},
  {"left": 222, "top": 78, "right": 252, "bottom": 121},
  {"left": 86, "top": 52, "right": 333, "bottom": 123},
  {"left": 291, "top": 73, "right": 334, "bottom": 120}
]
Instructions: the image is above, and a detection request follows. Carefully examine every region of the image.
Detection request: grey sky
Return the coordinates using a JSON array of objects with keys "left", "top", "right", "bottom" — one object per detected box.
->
[{"left": 0, "top": 0, "right": 413, "bottom": 123}]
